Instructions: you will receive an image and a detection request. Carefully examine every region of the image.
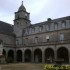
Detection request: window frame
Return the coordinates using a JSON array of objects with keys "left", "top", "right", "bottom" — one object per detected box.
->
[
  {"left": 61, "top": 21, "right": 66, "bottom": 28},
  {"left": 54, "top": 23, "right": 58, "bottom": 30},
  {"left": 59, "top": 33, "right": 64, "bottom": 41},
  {"left": 46, "top": 35, "right": 50, "bottom": 42}
]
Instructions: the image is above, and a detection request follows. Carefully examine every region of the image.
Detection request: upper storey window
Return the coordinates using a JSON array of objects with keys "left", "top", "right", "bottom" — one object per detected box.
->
[
  {"left": 61, "top": 21, "right": 66, "bottom": 28},
  {"left": 46, "top": 35, "right": 50, "bottom": 42},
  {"left": 54, "top": 23, "right": 58, "bottom": 30},
  {"left": 35, "top": 37, "right": 38, "bottom": 43},
  {"left": 59, "top": 34, "right": 64, "bottom": 41},
  {"left": 16, "top": 39, "right": 19, "bottom": 45}
]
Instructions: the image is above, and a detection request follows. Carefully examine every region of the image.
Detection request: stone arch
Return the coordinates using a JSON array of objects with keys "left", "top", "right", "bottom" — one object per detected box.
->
[
  {"left": 45, "top": 48, "right": 54, "bottom": 63},
  {"left": 57, "top": 47, "right": 69, "bottom": 63},
  {"left": 8, "top": 50, "right": 14, "bottom": 62},
  {"left": 24, "top": 49, "right": 31, "bottom": 62},
  {"left": 34, "top": 49, "right": 42, "bottom": 63},
  {"left": 17, "top": 50, "right": 22, "bottom": 62}
]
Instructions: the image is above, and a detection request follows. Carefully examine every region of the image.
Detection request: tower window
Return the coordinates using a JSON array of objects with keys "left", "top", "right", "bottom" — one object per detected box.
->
[
  {"left": 26, "top": 22, "right": 27, "bottom": 25},
  {"left": 17, "top": 22, "right": 19, "bottom": 24},
  {"left": 17, "top": 15, "right": 19, "bottom": 19},
  {"left": 25, "top": 13, "right": 27, "bottom": 19},
  {"left": 25, "top": 13, "right": 27, "bottom": 16}
]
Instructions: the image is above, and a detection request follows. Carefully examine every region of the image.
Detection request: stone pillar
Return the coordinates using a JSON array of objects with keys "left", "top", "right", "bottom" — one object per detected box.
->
[
  {"left": 54, "top": 46, "right": 57, "bottom": 61},
  {"left": 22, "top": 50, "right": 24, "bottom": 63},
  {"left": 42, "top": 50, "right": 45, "bottom": 63},
  {"left": 14, "top": 50, "right": 17, "bottom": 63},
  {"left": 68, "top": 48, "right": 70, "bottom": 64},
  {"left": 6, "top": 51, "right": 8, "bottom": 59},
  {"left": 31, "top": 50, "right": 34, "bottom": 63}
]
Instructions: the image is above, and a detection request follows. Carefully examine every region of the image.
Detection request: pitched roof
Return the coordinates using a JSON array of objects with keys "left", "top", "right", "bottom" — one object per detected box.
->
[
  {"left": 25, "top": 16, "right": 70, "bottom": 29},
  {"left": 0, "top": 21, "right": 14, "bottom": 36}
]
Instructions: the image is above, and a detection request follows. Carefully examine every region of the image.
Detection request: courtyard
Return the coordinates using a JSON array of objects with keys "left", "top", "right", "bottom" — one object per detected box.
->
[{"left": 0, "top": 63, "right": 44, "bottom": 70}]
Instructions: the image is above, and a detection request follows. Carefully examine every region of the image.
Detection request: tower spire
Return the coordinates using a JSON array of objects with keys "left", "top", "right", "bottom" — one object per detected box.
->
[{"left": 22, "top": 1, "right": 23, "bottom": 5}]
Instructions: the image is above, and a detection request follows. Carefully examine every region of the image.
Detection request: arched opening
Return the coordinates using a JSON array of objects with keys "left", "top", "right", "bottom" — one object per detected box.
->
[
  {"left": 34, "top": 49, "right": 42, "bottom": 63},
  {"left": 24, "top": 49, "right": 31, "bottom": 62},
  {"left": 45, "top": 48, "right": 54, "bottom": 63},
  {"left": 2, "top": 49, "right": 6, "bottom": 56},
  {"left": 8, "top": 50, "right": 14, "bottom": 63},
  {"left": 17, "top": 50, "right": 22, "bottom": 62},
  {"left": 57, "top": 47, "right": 69, "bottom": 63}
]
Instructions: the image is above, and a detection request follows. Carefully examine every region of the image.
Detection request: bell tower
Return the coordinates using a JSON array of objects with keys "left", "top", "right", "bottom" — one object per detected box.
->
[{"left": 14, "top": 1, "right": 31, "bottom": 37}]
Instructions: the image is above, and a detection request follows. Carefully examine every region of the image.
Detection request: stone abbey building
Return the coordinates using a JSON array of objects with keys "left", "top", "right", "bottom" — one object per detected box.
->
[{"left": 1, "top": 2, "right": 70, "bottom": 63}]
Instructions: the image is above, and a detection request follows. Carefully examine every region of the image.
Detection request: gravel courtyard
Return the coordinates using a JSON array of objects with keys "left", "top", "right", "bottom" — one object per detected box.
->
[{"left": 0, "top": 63, "right": 44, "bottom": 70}]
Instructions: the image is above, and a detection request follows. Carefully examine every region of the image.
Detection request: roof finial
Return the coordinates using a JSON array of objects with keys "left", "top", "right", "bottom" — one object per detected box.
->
[{"left": 22, "top": 1, "right": 23, "bottom": 5}]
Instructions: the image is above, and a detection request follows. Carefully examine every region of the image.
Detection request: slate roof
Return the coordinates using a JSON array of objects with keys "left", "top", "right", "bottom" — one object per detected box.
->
[
  {"left": 18, "top": 2, "right": 26, "bottom": 12},
  {"left": 0, "top": 21, "right": 14, "bottom": 36},
  {"left": 24, "top": 16, "right": 70, "bottom": 29}
]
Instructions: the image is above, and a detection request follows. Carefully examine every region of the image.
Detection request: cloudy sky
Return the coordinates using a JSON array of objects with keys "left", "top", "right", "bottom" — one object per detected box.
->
[{"left": 0, "top": 0, "right": 70, "bottom": 24}]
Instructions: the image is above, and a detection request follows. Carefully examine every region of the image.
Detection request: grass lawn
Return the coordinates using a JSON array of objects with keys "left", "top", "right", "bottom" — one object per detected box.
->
[{"left": 0, "top": 63, "right": 44, "bottom": 70}]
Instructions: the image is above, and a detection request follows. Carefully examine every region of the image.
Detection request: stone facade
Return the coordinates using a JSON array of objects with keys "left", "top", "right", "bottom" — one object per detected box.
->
[{"left": 0, "top": 2, "right": 70, "bottom": 63}]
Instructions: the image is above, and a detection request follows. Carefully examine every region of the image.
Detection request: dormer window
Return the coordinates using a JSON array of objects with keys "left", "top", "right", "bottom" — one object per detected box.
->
[
  {"left": 54, "top": 23, "right": 58, "bottom": 30},
  {"left": 39, "top": 26, "right": 43, "bottom": 32},
  {"left": 46, "top": 25, "right": 49, "bottom": 31},
  {"left": 61, "top": 21, "right": 66, "bottom": 28},
  {"left": 32, "top": 28, "right": 35, "bottom": 33}
]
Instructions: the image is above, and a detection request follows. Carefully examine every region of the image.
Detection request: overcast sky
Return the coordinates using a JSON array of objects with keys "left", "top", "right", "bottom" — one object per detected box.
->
[{"left": 0, "top": 0, "right": 70, "bottom": 24}]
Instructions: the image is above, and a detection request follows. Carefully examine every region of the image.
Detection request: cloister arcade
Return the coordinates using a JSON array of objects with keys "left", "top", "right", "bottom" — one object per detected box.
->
[{"left": 2, "top": 46, "right": 69, "bottom": 63}]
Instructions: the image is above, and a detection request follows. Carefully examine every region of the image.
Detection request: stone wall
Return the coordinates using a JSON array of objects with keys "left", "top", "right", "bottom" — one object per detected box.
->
[{"left": 0, "top": 34, "right": 15, "bottom": 45}]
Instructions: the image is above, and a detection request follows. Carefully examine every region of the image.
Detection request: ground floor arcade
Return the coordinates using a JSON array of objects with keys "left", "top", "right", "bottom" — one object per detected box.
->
[{"left": 2, "top": 45, "right": 70, "bottom": 63}]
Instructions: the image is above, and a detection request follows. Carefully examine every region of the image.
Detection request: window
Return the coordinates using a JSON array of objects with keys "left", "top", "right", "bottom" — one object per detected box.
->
[
  {"left": 30, "top": 28, "right": 35, "bottom": 33},
  {"left": 25, "top": 13, "right": 27, "bottom": 17},
  {"left": 32, "top": 28, "right": 35, "bottom": 33},
  {"left": 46, "top": 35, "right": 50, "bottom": 42},
  {"left": 62, "top": 22, "right": 66, "bottom": 28},
  {"left": 17, "top": 15, "right": 19, "bottom": 19},
  {"left": 26, "top": 22, "right": 27, "bottom": 25},
  {"left": 54, "top": 23, "right": 58, "bottom": 30},
  {"left": 25, "top": 13, "right": 27, "bottom": 18},
  {"left": 25, "top": 38, "right": 28, "bottom": 44},
  {"left": 59, "top": 34, "right": 64, "bottom": 41},
  {"left": 16, "top": 21, "right": 19, "bottom": 24},
  {"left": 46, "top": 25, "right": 49, "bottom": 31},
  {"left": 35, "top": 37, "right": 38, "bottom": 43},
  {"left": 17, "top": 22, "right": 19, "bottom": 24},
  {"left": 39, "top": 26, "right": 43, "bottom": 32},
  {"left": 16, "top": 39, "right": 19, "bottom": 45}
]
